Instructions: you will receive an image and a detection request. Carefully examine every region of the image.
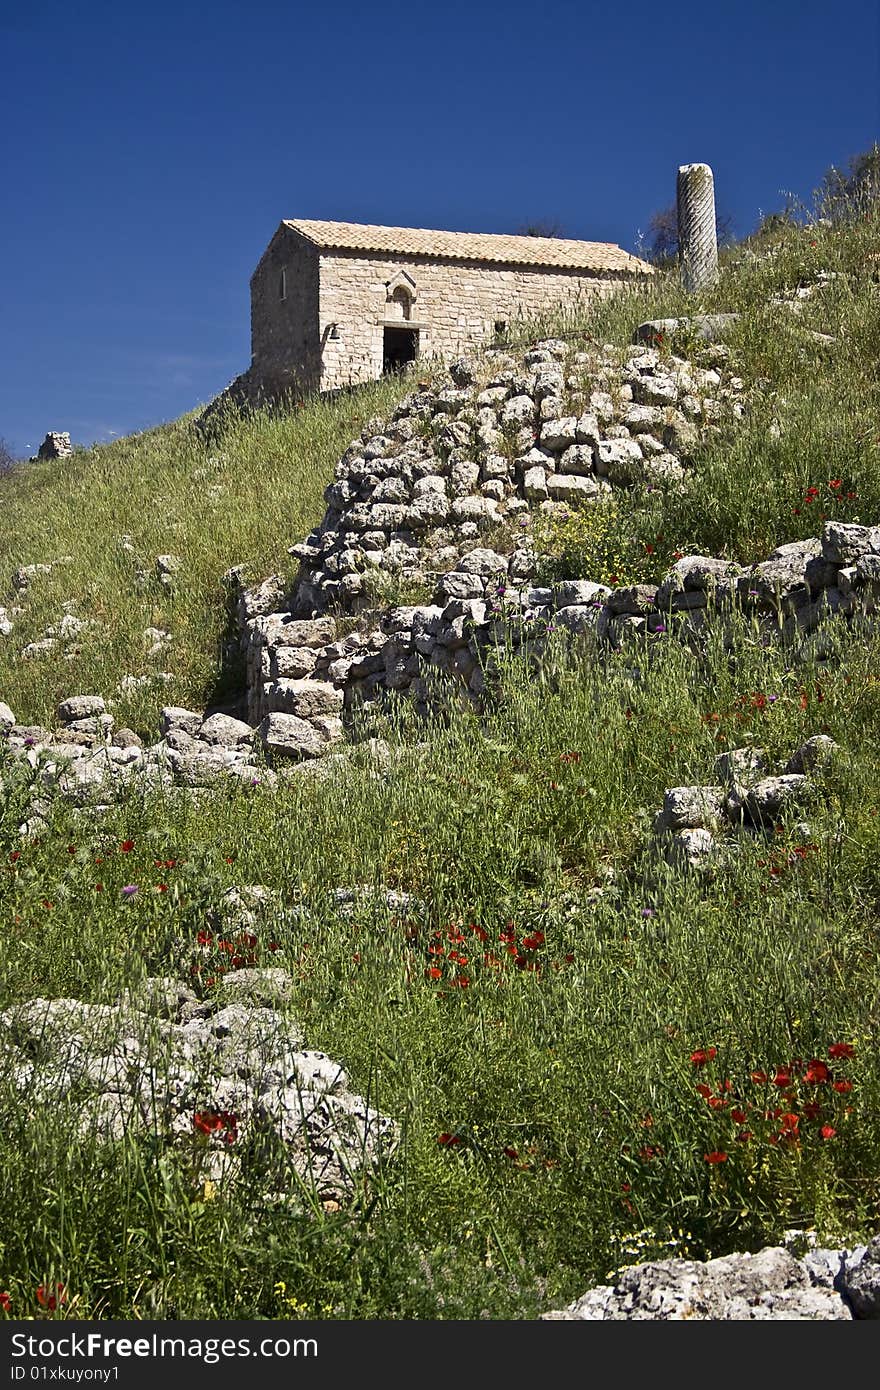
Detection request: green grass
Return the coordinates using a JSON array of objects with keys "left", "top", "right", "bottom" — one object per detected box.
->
[{"left": 1, "top": 204, "right": 880, "bottom": 1319}]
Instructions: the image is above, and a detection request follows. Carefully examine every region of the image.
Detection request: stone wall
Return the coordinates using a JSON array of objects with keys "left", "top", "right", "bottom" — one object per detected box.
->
[
  {"left": 250, "top": 228, "right": 321, "bottom": 397},
  {"left": 316, "top": 250, "right": 626, "bottom": 391}
]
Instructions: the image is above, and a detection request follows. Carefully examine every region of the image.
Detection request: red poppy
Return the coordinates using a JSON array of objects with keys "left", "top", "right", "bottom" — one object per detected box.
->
[
  {"left": 780, "top": 1112, "right": 799, "bottom": 1133},
  {"left": 426, "top": 967, "right": 442, "bottom": 980},
  {"left": 503, "top": 1146, "right": 519, "bottom": 1160},
  {"left": 437, "top": 1133, "right": 463, "bottom": 1146},
  {"left": 821, "top": 1125, "right": 836, "bottom": 1140},
  {"left": 833, "top": 1080, "right": 853, "bottom": 1094},
  {"left": 704, "top": 1151, "right": 728, "bottom": 1164},
  {"left": 731, "top": 1108, "right": 748, "bottom": 1124},
  {"left": 804, "top": 1060, "right": 830, "bottom": 1084},
  {"left": 735, "top": 1130, "right": 753, "bottom": 1143},
  {"left": 750, "top": 1070, "right": 768, "bottom": 1085},
  {"left": 0, "top": 1292, "right": 10, "bottom": 1311},
  {"left": 36, "top": 1283, "right": 66, "bottom": 1310},
  {"left": 120, "top": 840, "right": 135, "bottom": 853},
  {"left": 802, "top": 1102, "right": 822, "bottom": 1121},
  {"left": 829, "top": 479, "right": 842, "bottom": 489},
  {"left": 194, "top": 1111, "right": 223, "bottom": 1135},
  {"left": 772, "top": 1070, "right": 792, "bottom": 1087},
  {"left": 828, "top": 1043, "right": 855, "bottom": 1059},
  {"left": 690, "top": 1048, "right": 717, "bottom": 1066}
]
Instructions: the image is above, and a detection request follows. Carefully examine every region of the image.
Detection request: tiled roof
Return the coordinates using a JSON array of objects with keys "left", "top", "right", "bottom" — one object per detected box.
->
[{"left": 281, "top": 219, "right": 653, "bottom": 275}]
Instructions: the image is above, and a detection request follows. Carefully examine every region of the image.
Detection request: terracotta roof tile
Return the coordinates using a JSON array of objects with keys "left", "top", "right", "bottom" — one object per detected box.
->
[{"left": 282, "top": 219, "right": 652, "bottom": 276}]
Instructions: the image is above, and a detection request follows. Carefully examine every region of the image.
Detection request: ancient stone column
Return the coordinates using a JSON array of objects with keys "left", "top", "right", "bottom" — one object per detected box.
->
[{"left": 677, "top": 163, "right": 718, "bottom": 293}]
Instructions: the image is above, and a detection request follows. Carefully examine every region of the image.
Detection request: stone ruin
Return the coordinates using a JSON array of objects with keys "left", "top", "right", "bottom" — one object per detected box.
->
[{"left": 36, "top": 431, "right": 73, "bottom": 460}]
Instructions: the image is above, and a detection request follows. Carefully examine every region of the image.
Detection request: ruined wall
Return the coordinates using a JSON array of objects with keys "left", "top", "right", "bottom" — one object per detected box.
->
[
  {"left": 250, "top": 229, "right": 321, "bottom": 396},
  {"left": 317, "top": 251, "right": 627, "bottom": 391}
]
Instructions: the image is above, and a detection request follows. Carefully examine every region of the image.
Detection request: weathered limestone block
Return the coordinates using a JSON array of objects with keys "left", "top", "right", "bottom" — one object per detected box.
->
[
  {"left": 265, "top": 679, "right": 344, "bottom": 720},
  {"left": 654, "top": 785, "right": 725, "bottom": 832},
  {"left": 546, "top": 474, "right": 603, "bottom": 503},
  {"left": 259, "top": 713, "right": 328, "bottom": 760}
]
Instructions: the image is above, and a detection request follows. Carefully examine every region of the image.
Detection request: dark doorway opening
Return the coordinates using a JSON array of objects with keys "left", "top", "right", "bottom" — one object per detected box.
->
[{"left": 383, "top": 327, "right": 419, "bottom": 374}]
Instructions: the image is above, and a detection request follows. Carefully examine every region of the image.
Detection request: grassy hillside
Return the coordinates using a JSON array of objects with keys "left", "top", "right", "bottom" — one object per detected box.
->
[
  {"left": 1, "top": 206, "right": 879, "bottom": 1320},
  {"left": 0, "top": 376, "right": 414, "bottom": 734}
]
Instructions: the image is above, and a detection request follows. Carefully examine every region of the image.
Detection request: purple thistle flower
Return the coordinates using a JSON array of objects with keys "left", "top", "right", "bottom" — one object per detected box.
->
[
  {"left": 641, "top": 907, "right": 657, "bottom": 918},
  {"left": 121, "top": 884, "right": 139, "bottom": 898}
]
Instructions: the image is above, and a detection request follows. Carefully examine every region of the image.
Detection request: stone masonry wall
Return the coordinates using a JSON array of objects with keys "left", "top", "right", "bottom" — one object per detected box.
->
[
  {"left": 316, "top": 250, "right": 626, "bottom": 391},
  {"left": 250, "top": 229, "right": 321, "bottom": 396}
]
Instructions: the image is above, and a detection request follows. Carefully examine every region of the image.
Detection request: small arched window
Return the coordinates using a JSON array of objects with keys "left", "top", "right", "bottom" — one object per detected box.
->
[{"left": 390, "top": 285, "right": 412, "bottom": 321}]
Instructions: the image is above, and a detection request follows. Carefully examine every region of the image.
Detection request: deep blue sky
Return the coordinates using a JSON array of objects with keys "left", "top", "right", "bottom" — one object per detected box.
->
[{"left": 2, "top": 0, "right": 877, "bottom": 456}]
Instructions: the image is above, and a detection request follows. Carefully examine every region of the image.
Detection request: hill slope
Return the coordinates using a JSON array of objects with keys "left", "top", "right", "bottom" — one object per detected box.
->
[{"left": 0, "top": 208, "right": 879, "bottom": 1320}]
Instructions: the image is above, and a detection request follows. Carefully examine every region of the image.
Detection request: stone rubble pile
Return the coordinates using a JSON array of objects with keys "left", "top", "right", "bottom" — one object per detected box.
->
[
  {"left": 287, "top": 337, "right": 745, "bottom": 620},
  {"left": 0, "top": 694, "right": 394, "bottom": 834},
  {"left": 542, "top": 1238, "right": 880, "bottom": 1320},
  {"left": 0, "top": 968, "right": 394, "bottom": 1198},
  {"left": 654, "top": 734, "right": 838, "bottom": 867}
]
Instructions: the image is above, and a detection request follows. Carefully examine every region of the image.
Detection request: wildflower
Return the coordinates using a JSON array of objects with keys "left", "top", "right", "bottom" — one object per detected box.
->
[
  {"left": 829, "top": 479, "right": 842, "bottom": 489},
  {"left": 640, "top": 907, "right": 656, "bottom": 918},
  {"left": 804, "top": 1060, "right": 830, "bottom": 1084},
  {"left": 802, "top": 1102, "right": 821, "bottom": 1120},
  {"left": 437, "top": 1133, "right": 463, "bottom": 1147},
  {"left": 120, "top": 840, "right": 135, "bottom": 853},
  {"left": 503, "top": 1146, "right": 519, "bottom": 1160},
  {"left": 8, "top": 851, "right": 20, "bottom": 862},
  {"left": 36, "top": 1284, "right": 66, "bottom": 1310},
  {"left": 833, "top": 1080, "right": 853, "bottom": 1094},
  {"left": 690, "top": 1048, "right": 717, "bottom": 1066},
  {"left": 704, "top": 1151, "right": 728, "bottom": 1164},
  {"left": 731, "top": 1109, "right": 748, "bottom": 1124},
  {"left": 821, "top": 1125, "right": 836, "bottom": 1140},
  {"left": 695, "top": 1083, "right": 712, "bottom": 1099},
  {"left": 828, "top": 1042, "right": 855, "bottom": 1059},
  {"left": 426, "top": 967, "right": 442, "bottom": 980},
  {"left": 736, "top": 1130, "right": 753, "bottom": 1142},
  {"left": 0, "top": 1292, "right": 10, "bottom": 1311},
  {"left": 780, "top": 1112, "right": 799, "bottom": 1133},
  {"left": 772, "top": 1069, "right": 792, "bottom": 1087},
  {"left": 120, "top": 884, "right": 139, "bottom": 898}
]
